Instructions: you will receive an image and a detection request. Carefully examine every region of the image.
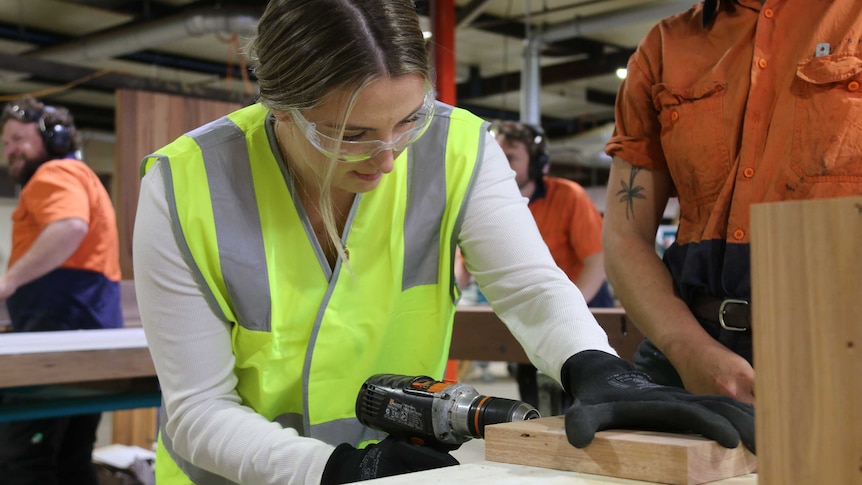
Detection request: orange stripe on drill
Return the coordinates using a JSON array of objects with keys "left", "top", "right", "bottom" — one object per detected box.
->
[
  {"left": 426, "top": 382, "right": 450, "bottom": 393},
  {"left": 473, "top": 395, "right": 491, "bottom": 438}
]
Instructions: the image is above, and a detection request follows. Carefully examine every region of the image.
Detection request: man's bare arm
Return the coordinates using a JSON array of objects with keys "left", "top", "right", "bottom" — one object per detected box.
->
[
  {"left": 0, "top": 218, "right": 88, "bottom": 299},
  {"left": 602, "top": 156, "right": 754, "bottom": 402}
]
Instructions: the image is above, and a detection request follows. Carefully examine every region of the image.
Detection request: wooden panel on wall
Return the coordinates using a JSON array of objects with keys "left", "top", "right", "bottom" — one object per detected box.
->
[
  {"left": 113, "top": 90, "right": 241, "bottom": 445},
  {"left": 751, "top": 196, "right": 862, "bottom": 485},
  {"left": 112, "top": 407, "right": 158, "bottom": 450},
  {"left": 114, "top": 90, "right": 241, "bottom": 279}
]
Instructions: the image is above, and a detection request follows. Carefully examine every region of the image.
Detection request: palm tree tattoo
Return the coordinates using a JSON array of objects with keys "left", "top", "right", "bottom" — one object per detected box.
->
[{"left": 616, "top": 167, "right": 645, "bottom": 220}]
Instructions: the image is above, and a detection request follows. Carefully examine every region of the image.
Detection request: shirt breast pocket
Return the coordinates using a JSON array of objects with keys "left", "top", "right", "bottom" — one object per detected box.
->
[
  {"left": 791, "top": 54, "right": 862, "bottom": 182},
  {"left": 652, "top": 81, "right": 730, "bottom": 204}
]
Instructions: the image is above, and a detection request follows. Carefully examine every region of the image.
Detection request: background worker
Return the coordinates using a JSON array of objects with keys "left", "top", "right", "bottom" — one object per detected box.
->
[
  {"left": 133, "top": 1, "right": 754, "bottom": 484},
  {"left": 602, "top": 0, "right": 862, "bottom": 404},
  {"left": 490, "top": 120, "right": 613, "bottom": 308},
  {"left": 489, "top": 119, "right": 614, "bottom": 408},
  {"left": 0, "top": 96, "right": 123, "bottom": 484}
]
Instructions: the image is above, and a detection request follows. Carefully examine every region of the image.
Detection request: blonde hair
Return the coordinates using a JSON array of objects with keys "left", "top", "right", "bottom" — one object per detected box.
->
[{"left": 247, "top": 0, "right": 433, "bottom": 262}]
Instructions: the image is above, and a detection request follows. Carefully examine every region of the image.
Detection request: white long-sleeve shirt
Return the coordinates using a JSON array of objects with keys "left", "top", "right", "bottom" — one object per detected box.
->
[{"left": 133, "top": 129, "right": 616, "bottom": 485}]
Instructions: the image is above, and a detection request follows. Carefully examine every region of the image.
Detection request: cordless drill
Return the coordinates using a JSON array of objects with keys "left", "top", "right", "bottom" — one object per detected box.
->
[{"left": 356, "top": 374, "right": 540, "bottom": 449}]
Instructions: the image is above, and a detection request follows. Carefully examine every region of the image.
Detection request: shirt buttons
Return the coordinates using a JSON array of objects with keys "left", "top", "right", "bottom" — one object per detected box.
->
[
  {"left": 733, "top": 229, "right": 745, "bottom": 241},
  {"left": 763, "top": 8, "right": 774, "bottom": 18},
  {"left": 671, "top": 111, "right": 680, "bottom": 121},
  {"left": 758, "top": 58, "right": 768, "bottom": 69},
  {"left": 743, "top": 167, "right": 755, "bottom": 178},
  {"left": 849, "top": 81, "right": 860, "bottom": 92}
]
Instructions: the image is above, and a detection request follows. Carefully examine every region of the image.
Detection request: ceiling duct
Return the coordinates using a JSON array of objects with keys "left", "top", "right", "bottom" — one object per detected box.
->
[{"left": 27, "top": 7, "right": 260, "bottom": 64}]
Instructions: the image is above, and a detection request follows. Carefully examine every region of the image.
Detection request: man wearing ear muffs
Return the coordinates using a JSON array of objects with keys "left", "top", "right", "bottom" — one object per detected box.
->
[
  {"left": 0, "top": 95, "right": 123, "bottom": 484},
  {"left": 489, "top": 119, "right": 615, "bottom": 409}
]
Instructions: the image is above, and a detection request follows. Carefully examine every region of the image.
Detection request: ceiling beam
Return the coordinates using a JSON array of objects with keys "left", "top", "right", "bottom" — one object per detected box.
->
[
  {"left": 456, "top": 0, "right": 493, "bottom": 28},
  {"left": 585, "top": 88, "right": 617, "bottom": 106},
  {"left": 457, "top": 49, "right": 633, "bottom": 100},
  {"left": 0, "top": 52, "right": 256, "bottom": 106}
]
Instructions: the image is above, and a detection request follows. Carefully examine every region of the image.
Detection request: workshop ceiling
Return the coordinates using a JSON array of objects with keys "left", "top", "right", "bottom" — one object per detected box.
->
[{"left": 0, "top": 0, "right": 697, "bottom": 167}]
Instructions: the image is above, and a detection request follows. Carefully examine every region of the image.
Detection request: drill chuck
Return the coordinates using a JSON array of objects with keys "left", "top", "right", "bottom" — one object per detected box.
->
[{"left": 356, "top": 374, "right": 540, "bottom": 447}]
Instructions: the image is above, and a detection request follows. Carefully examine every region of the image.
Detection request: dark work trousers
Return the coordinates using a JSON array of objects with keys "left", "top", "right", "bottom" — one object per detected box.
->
[
  {"left": 632, "top": 317, "right": 754, "bottom": 388},
  {"left": 0, "top": 397, "right": 101, "bottom": 485}
]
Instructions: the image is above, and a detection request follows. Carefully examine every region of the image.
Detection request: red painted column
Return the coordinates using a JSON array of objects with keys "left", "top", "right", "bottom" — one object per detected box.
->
[
  {"left": 432, "top": 0, "right": 461, "bottom": 380},
  {"left": 433, "top": 0, "right": 457, "bottom": 105}
]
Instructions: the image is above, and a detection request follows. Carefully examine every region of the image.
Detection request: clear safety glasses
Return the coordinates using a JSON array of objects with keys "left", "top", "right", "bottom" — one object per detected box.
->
[{"left": 289, "top": 88, "right": 436, "bottom": 163}]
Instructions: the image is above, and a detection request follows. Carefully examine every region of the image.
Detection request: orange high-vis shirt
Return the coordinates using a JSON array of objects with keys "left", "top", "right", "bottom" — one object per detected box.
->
[
  {"left": 10, "top": 159, "right": 121, "bottom": 281},
  {"left": 605, "top": 0, "right": 862, "bottom": 299},
  {"left": 529, "top": 176, "right": 603, "bottom": 283}
]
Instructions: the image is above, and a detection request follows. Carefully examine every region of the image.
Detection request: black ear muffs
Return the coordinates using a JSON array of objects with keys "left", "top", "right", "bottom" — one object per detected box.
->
[
  {"left": 41, "top": 122, "right": 73, "bottom": 156},
  {"left": 38, "top": 107, "right": 73, "bottom": 156},
  {"left": 528, "top": 125, "right": 549, "bottom": 181}
]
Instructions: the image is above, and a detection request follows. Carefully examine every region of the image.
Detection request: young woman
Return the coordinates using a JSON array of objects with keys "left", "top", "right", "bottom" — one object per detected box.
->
[{"left": 133, "top": 1, "right": 754, "bottom": 483}]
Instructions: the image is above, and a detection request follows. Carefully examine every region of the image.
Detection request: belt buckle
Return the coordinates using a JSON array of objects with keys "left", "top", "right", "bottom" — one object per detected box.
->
[{"left": 718, "top": 298, "right": 749, "bottom": 332}]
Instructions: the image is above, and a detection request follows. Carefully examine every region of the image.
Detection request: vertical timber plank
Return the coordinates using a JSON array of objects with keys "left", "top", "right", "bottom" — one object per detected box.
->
[
  {"left": 751, "top": 196, "right": 862, "bottom": 485},
  {"left": 113, "top": 90, "right": 240, "bottom": 445},
  {"left": 111, "top": 408, "right": 159, "bottom": 450},
  {"left": 114, "top": 90, "right": 241, "bottom": 279}
]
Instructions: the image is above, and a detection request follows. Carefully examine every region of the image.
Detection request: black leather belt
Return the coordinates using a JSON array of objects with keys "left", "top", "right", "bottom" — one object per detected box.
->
[{"left": 690, "top": 296, "right": 751, "bottom": 331}]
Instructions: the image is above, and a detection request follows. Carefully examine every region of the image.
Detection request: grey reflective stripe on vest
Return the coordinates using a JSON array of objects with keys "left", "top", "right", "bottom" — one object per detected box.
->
[
  {"left": 403, "top": 102, "right": 452, "bottom": 290},
  {"left": 189, "top": 118, "right": 272, "bottom": 331}
]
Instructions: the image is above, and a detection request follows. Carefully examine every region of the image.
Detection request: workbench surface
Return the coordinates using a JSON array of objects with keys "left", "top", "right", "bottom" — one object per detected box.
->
[
  {"left": 0, "top": 328, "right": 153, "bottom": 388},
  {"left": 365, "top": 462, "right": 757, "bottom": 484}
]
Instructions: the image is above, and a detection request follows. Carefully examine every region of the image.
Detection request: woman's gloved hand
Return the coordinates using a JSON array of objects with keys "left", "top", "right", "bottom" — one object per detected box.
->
[
  {"left": 561, "top": 350, "right": 755, "bottom": 453},
  {"left": 321, "top": 436, "right": 459, "bottom": 484}
]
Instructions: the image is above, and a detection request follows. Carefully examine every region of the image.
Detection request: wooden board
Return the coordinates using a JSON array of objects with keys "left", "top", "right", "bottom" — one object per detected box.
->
[
  {"left": 750, "top": 196, "right": 862, "bottom": 485},
  {"left": 0, "top": 328, "right": 153, "bottom": 388},
  {"left": 451, "top": 306, "right": 530, "bottom": 363},
  {"left": 0, "top": 348, "right": 155, "bottom": 388},
  {"left": 485, "top": 416, "right": 756, "bottom": 485},
  {"left": 450, "top": 306, "right": 644, "bottom": 363}
]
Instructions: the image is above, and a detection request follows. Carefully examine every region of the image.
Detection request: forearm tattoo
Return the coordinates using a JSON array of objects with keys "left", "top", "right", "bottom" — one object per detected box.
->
[{"left": 616, "top": 167, "right": 645, "bottom": 220}]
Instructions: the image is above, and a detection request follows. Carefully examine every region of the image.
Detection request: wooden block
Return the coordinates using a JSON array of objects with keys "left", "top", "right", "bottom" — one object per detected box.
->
[
  {"left": 485, "top": 416, "right": 756, "bottom": 485},
  {"left": 751, "top": 196, "right": 862, "bottom": 485}
]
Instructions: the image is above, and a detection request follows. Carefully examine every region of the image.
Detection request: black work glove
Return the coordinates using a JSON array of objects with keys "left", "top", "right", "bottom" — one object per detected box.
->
[
  {"left": 561, "top": 350, "right": 755, "bottom": 453},
  {"left": 320, "top": 436, "right": 459, "bottom": 484}
]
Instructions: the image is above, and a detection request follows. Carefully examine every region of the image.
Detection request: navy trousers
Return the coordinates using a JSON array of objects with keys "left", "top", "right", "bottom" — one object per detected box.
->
[{"left": 0, "top": 400, "right": 101, "bottom": 485}]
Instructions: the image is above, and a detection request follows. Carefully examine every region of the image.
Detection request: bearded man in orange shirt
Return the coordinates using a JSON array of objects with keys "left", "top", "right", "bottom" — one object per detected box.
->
[
  {"left": 603, "top": 0, "right": 862, "bottom": 405},
  {"left": 0, "top": 96, "right": 122, "bottom": 484}
]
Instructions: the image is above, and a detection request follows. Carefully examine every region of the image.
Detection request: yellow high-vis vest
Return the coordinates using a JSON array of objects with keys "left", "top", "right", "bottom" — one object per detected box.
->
[{"left": 140, "top": 101, "right": 487, "bottom": 484}]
